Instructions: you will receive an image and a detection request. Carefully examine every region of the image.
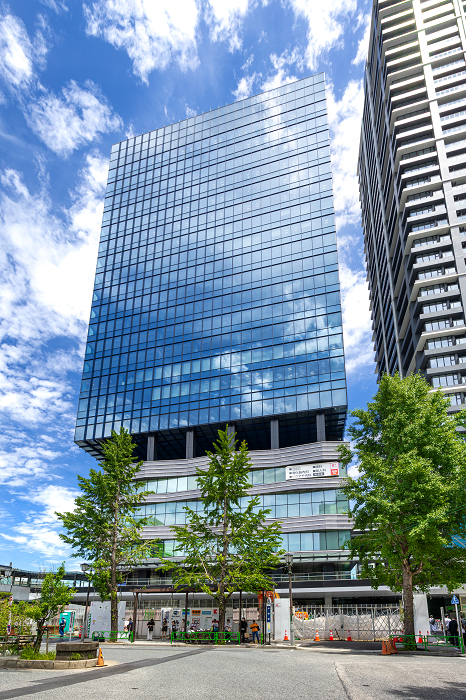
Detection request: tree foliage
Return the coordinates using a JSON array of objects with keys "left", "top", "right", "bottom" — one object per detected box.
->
[
  {"left": 56, "top": 428, "right": 153, "bottom": 634},
  {"left": 28, "top": 564, "right": 74, "bottom": 651},
  {"left": 160, "top": 427, "right": 284, "bottom": 635},
  {"left": 338, "top": 373, "right": 466, "bottom": 637}
]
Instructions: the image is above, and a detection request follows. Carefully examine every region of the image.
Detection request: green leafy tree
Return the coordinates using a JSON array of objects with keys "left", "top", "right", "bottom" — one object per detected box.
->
[
  {"left": 56, "top": 428, "right": 153, "bottom": 636},
  {"left": 29, "top": 564, "right": 74, "bottom": 651},
  {"left": 160, "top": 427, "right": 284, "bottom": 636},
  {"left": 338, "top": 373, "right": 466, "bottom": 640}
]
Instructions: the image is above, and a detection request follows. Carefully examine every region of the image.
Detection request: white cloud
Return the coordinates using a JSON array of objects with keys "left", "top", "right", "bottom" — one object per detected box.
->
[
  {"left": 326, "top": 79, "right": 364, "bottom": 229},
  {"left": 0, "top": 151, "right": 107, "bottom": 428},
  {"left": 0, "top": 484, "right": 79, "bottom": 561},
  {"left": 185, "top": 105, "right": 197, "bottom": 118},
  {"left": 84, "top": 0, "right": 200, "bottom": 83},
  {"left": 0, "top": 430, "right": 63, "bottom": 487},
  {"left": 206, "top": 0, "right": 250, "bottom": 51},
  {"left": 288, "top": 0, "right": 358, "bottom": 70},
  {"left": 0, "top": 11, "right": 47, "bottom": 90},
  {"left": 260, "top": 49, "right": 301, "bottom": 92},
  {"left": 24, "top": 80, "right": 122, "bottom": 157},
  {"left": 233, "top": 72, "right": 259, "bottom": 100},
  {"left": 339, "top": 262, "right": 373, "bottom": 376},
  {"left": 39, "top": 0, "right": 69, "bottom": 12},
  {"left": 353, "top": 12, "right": 371, "bottom": 66}
]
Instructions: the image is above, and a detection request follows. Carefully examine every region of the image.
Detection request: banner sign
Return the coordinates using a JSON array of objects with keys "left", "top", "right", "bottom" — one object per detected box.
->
[{"left": 286, "top": 462, "right": 339, "bottom": 480}]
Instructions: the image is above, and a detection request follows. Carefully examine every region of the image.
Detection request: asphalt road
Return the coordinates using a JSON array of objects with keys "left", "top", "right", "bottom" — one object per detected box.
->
[{"left": 1, "top": 645, "right": 466, "bottom": 699}]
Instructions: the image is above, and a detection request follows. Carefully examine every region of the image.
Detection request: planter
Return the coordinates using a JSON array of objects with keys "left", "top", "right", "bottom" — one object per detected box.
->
[
  {"left": 56, "top": 641, "right": 99, "bottom": 660},
  {"left": 0, "top": 658, "right": 97, "bottom": 669}
]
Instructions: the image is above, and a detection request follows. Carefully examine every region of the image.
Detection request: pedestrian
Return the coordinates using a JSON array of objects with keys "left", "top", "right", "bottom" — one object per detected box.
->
[
  {"left": 250, "top": 619, "right": 260, "bottom": 644},
  {"left": 58, "top": 619, "right": 66, "bottom": 639},
  {"left": 147, "top": 618, "right": 155, "bottom": 641},
  {"left": 240, "top": 616, "right": 248, "bottom": 644},
  {"left": 448, "top": 616, "right": 459, "bottom": 647},
  {"left": 461, "top": 616, "right": 466, "bottom": 648},
  {"left": 444, "top": 613, "right": 451, "bottom": 635},
  {"left": 429, "top": 615, "right": 437, "bottom": 634},
  {"left": 171, "top": 619, "right": 177, "bottom": 640},
  {"left": 225, "top": 619, "right": 232, "bottom": 643},
  {"left": 161, "top": 617, "right": 168, "bottom": 640},
  {"left": 127, "top": 618, "right": 133, "bottom": 634}
]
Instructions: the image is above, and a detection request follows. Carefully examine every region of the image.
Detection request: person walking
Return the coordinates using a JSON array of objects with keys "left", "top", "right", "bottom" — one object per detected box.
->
[
  {"left": 240, "top": 617, "right": 248, "bottom": 644},
  {"left": 225, "top": 619, "right": 232, "bottom": 643},
  {"left": 127, "top": 618, "right": 133, "bottom": 634},
  {"left": 171, "top": 619, "right": 177, "bottom": 640},
  {"left": 147, "top": 618, "right": 155, "bottom": 641},
  {"left": 250, "top": 619, "right": 260, "bottom": 645},
  {"left": 429, "top": 615, "right": 437, "bottom": 634},
  {"left": 58, "top": 618, "right": 66, "bottom": 639},
  {"left": 448, "top": 616, "right": 459, "bottom": 647},
  {"left": 161, "top": 617, "right": 168, "bottom": 640}
]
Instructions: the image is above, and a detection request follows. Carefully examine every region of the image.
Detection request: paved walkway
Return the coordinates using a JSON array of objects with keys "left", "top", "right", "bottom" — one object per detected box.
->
[{"left": 1, "top": 644, "right": 465, "bottom": 699}]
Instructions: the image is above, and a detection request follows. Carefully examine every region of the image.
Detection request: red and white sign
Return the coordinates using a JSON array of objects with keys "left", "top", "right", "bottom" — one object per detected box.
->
[{"left": 286, "top": 462, "right": 340, "bottom": 480}]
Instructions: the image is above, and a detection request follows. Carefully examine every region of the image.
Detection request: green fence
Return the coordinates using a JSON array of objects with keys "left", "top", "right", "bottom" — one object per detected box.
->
[
  {"left": 171, "top": 630, "right": 241, "bottom": 645},
  {"left": 389, "top": 634, "right": 464, "bottom": 654},
  {"left": 91, "top": 631, "right": 134, "bottom": 642}
]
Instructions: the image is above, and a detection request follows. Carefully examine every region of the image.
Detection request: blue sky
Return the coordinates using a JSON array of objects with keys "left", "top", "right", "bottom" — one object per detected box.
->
[{"left": 0, "top": 0, "right": 376, "bottom": 571}]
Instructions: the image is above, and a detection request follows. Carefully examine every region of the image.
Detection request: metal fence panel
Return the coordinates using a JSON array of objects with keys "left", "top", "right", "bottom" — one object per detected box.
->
[{"left": 294, "top": 605, "right": 403, "bottom": 641}]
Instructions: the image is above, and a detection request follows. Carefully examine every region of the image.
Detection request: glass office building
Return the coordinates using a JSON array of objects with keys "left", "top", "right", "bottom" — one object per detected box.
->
[
  {"left": 75, "top": 72, "right": 347, "bottom": 462},
  {"left": 74, "top": 74, "right": 357, "bottom": 597}
]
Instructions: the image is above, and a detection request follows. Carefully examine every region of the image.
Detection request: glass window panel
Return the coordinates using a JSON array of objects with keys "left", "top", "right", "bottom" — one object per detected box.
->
[
  {"left": 301, "top": 532, "right": 314, "bottom": 551},
  {"left": 157, "top": 479, "right": 168, "bottom": 493},
  {"left": 167, "top": 478, "right": 177, "bottom": 492},
  {"left": 177, "top": 476, "right": 188, "bottom": 491},
  {"left": 187, "top": 475, "right": 198, "bottom": 490},
  {"left": 275, "top": 467, "right": 286, "bottom": 482},
  {"left": 326, "top": 531, "right": 338, "bottom": 550},
  {"left": 288, "top": 503, "right": 299, "bottom": 517},
  {"left": 288, "top": 532, "right": 300, "bottom": 551},
  {"left": 276, "top": 493, "right": 287, "bottom": 505},
  {"left": 252, "top": 470, "right": 263, "bottom": 485},
  {"left": 264, "top": 468, "right": 275, "bottom": 484}
]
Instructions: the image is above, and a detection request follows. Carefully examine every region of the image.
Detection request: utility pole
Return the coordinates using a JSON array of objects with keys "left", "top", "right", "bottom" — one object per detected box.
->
[
  {"left": 80, "top": 563, "right": 91, "bottom": 643},
  {"left": 284, "top": 553, "right": 294, "bottom": 645}
]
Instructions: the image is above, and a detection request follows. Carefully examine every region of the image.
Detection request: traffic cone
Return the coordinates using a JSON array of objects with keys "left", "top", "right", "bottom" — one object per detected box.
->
[
  {"left": 390, "top": 639, "right": 398, "bottom": 654},
  {"left": 347, "top": 631, "right": 352, "bottom": 642},
  {"left": 329, "top": 630, "right": 334, "bottom": 641},
  {"left": 381, "top": 641, "right": 390, "bottom": 655},
  {"left": 314, "top": 629, "right": 320, "bottom": 642},
  {"left": 418, "top": 630, "right": 422, "bottom": 644},
  {"left": 284, "top": 630, "right": 289, "bottom": 641},
  {"left": 97, "top": 648, "right": 104, "bottom": 667}
]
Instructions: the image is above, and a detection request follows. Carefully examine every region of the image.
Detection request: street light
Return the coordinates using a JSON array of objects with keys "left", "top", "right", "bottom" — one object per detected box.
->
[
  {"left": 284, "top": 553, "right": 294, "bottom": 646},
  {"left": 80, "top": 563, "right": 91, "bottom": 643}
]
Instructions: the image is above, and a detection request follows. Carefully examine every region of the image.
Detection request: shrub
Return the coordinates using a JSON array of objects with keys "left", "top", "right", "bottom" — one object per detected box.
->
[{"left": 20, "top": 647, "right": 56, "bottom": 660}]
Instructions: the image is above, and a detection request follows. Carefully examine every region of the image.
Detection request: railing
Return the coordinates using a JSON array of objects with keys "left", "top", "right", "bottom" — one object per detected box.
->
[
  {"left": 172, "top": 631, "right": 241, "bottom": 645},
  {"left": 123, "top": 572, "right": 360, "bottom": 587},
  {"left": 390, "top": 633, "right": 464, "bottom": 654},
  {"left": 91, "top": 631, "right": 133, "bottom": 642}
]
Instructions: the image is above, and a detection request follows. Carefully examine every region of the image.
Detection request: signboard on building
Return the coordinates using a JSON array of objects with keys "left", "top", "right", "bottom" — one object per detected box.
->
[{"left": 286, "top": 463, "right": 339, "bottom": 480}]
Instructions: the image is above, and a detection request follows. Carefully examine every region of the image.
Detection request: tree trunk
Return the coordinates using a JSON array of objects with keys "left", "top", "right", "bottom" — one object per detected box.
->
[
  {"left": 33, "top": 621, "right": 45, "bottom": 652},
  {"left": 218, "top": 592, "right": 226, "bottom": 640},
  {"left": 402, "top": 564, "right": 415, "bottom": 639}
]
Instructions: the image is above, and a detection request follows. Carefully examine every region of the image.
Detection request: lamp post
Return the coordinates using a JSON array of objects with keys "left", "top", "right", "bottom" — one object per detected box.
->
[
  {"left": 80, "top": 563, "right": 91, "bottom": 643},
  {"left": 284, "top": 553, "right": 294, "bottom": 646},
  {"left": 1, "top": 565, "right": 14, "bottom": 636}
]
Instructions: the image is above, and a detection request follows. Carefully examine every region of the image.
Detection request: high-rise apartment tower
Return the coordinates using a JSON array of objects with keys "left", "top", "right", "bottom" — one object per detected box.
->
[
  {"left": 75, "top": 75, "right": 352, "bottom": 586},
  {"left": 359, "top": 0, "right": 466, "bottom": 405}
]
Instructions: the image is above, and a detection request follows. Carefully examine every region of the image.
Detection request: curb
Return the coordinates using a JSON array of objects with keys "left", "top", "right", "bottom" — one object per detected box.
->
[{"left": 0, "top": 658, "right": 98, "bottom": 669}]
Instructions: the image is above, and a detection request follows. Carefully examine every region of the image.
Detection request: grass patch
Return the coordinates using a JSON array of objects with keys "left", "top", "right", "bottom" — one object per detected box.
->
[{"left": 20, "top": 647, "right": 56, "bottom": 661}]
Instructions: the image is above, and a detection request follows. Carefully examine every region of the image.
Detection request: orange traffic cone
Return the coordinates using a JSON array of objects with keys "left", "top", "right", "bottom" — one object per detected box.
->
[
  {"left": 97, "top": 648, "right": 104, "bottom": 667},
  {"left": 315, "top": 629, "right": 320, "bottom": 642},
  {"left": 329, "top": 630, "right": 334, "bottom": 641},
  {"left": 284, "top": 630, "right": 289, "bottom": 641},
  {"left": 347, "top": 631, "right": 352, "bottom": 642},
  {"left": 390, "top": 639, "right": 398, "bottom": 654},
  {"left": 381, "top": 641, "right": 390, "bottom": 655},
  {"left": 418, "top": 630, "right": 422, "bottom": 644}
]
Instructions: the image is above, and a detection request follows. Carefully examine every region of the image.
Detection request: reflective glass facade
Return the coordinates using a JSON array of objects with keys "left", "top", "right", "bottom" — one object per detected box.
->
[{"left": 75, "top": 73, "right": 347, "bottom": 460}]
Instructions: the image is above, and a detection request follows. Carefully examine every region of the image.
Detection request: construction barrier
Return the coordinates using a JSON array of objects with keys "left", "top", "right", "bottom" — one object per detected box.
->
[
  {"left": 389, "top": 634, "right": 464, "bottom": 655},
  {"left": 91, "top": 631, "right": 134, "bottom": 643},
  {"left": 171, "top": 631, "right": 241, "bottom": 645}
]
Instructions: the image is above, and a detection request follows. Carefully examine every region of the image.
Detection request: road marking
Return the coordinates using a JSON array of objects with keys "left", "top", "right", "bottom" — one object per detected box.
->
[{"left": 0, "top": 649, "right": 209, "bottom": 700}]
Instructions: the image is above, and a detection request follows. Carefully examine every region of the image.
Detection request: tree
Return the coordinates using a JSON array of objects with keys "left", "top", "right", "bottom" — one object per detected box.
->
[
  {"left": 56, "top": 427, "right": 153, "bottom": 637},
  {"left": 29, "top": 564, "right": 74, "bottom": 651},
  {"left": 338, "top": 373, "right": 466, "bottom": 640},
  {"left": 160, "top": 427, "right": 284, "bottom": 636}
]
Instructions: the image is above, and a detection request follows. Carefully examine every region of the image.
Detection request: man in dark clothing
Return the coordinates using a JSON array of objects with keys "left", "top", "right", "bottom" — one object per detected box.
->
[
  {"left": 448, "top": 617, "right": 459, "bottom": 647},
  {"left": 240, "top": 617, "right": 248, "bottom": 644}
]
